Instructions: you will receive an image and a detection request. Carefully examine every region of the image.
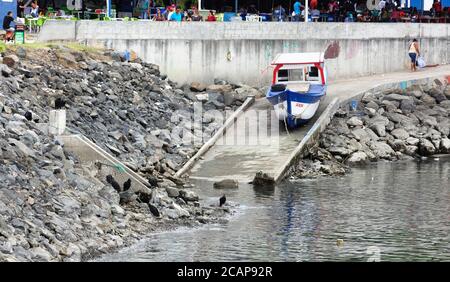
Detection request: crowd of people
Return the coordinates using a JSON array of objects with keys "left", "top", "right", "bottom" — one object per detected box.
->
[
  {"left": 259, "top": 0, "right": 448, "bottom": 22},
  {"left": 3, "top": 0, "right": 450, "bottom": 25},
  {"left": 16, "top": 0, "right": 41, "bottom": 18},
  {"left": 147, "top": 4, "right": 218, "bottom": 22},
  {"left": 134, "top": 0, "right": 449, "bottom": 23}
]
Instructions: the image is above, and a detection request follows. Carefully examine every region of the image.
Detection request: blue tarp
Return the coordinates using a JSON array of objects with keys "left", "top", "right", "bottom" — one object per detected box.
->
[
  {"left": 410, "top": 0, "right": 424, "bottom": 10},
  {"left": 0, "top": 0, "right": 17, "bottom": 29}
]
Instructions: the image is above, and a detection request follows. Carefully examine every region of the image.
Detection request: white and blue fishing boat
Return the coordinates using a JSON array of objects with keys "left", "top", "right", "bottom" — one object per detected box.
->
[{"left": 266, "top": 52, "right": 327, "bottom": 128}]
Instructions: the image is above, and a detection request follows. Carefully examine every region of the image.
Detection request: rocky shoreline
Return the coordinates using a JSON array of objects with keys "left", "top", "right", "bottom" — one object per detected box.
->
[
  {"left": 0, "top": 44, "right": 261, "bottom": 262},
  {"left": 289, "top": 78, "right": 450, "bottom": 179}
]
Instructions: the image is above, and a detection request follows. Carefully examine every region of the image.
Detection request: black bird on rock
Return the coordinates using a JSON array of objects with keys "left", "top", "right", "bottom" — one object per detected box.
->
[
  {"left": 54, "top": 97, "right": 66, "bottom": 110},
  {"left": 123, "top": 178, "right": 131, "bottom": 191},
  {"left": 219, "top": 194, "right": 226, "bottom": 207},
  {"left": 148, "top": 175, "right": 158, "bottom": 187},
  {"left": 148, "top": 203, "right": 160, "bottom": 217},
  {"left": 24, "top": 111, "right": 33, "bottom": 121},
  {"left": 106, "top": 174, "right": 121, "bottom": 193}
]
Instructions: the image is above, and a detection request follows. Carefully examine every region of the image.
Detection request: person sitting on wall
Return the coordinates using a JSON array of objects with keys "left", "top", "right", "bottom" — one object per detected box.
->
[
  {"left": 292, "top": 1, "right": 302, "bottom": 22},
  {"left": 239, "top": 6, "right": 247, "bottom": 21},
  {"left": 169, "top": 7, "right": 183, "bottom": 22},
  {"left": 2, "top": 11, "right": 15, "bottom": 41},
  {"left": 343, "top": 0, "right": 356, "bottom": 20},
  {"left": 272, "top": 4, "right": 286, "bottom": 22},
  {"left": 17, "top": 0, "right": 26, "bottom": 18},
  {"left": 152, "top": 8, "right": 165, "bottom": 21},
  {"left": 327, "top": 0, "right": 339, "bottom": 21},
  {"left": 165, "top": 4, "right": 176, "bottom": 20},
  {"left": 140, "top": 0, "right": 150, "bottom": 19},
  {"left": 410, "top": 7, "right": 419, "bottom": 22},
  {"left": 431, "top": 0, "right": 442, "bottom": 17},
  {"left": 30, "top": 1, "right": 39, "bottom": 18},
  {"left": 184, "top": 10, "right": 192, "bottom": 21},
  {"left": 380, "top": 7, "right": 390, "bottom": 22},
  {"left": 191, "top": 7, "right": 203, "bottom": 21},
  {"left": 390, "top": 7, "right": 401, "bottom": 22},
  {"left": 206, "top": 10, "right": 216, "bottom": 21},
  {"left": 247, "top": 4, "right": 259, "bottom": 15}
]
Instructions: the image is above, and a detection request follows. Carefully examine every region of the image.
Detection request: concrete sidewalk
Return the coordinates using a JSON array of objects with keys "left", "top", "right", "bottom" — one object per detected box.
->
[{"left": 189, "top": 65, "right": 450, "bottom": 182}]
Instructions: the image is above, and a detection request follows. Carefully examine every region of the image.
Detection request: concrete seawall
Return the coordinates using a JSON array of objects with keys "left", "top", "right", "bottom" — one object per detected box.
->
[{"left": 38, "top": 21, "right": 449, "bottom": 86}]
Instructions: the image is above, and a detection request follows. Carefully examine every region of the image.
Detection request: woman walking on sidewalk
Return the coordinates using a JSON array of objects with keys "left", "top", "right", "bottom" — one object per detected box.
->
[{"left": 408, "top": 39, "right": 420, "bottom": 72}]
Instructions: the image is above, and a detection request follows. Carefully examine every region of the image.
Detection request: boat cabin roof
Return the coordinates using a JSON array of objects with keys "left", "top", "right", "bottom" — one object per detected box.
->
[{"left": 271, "top": 52, "right": 324, "bottom": 66}]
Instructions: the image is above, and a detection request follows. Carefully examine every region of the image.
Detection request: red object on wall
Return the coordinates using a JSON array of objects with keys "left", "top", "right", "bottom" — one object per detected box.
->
[{"left": 310, "top": 0, "right": 318, "bottom": 9}]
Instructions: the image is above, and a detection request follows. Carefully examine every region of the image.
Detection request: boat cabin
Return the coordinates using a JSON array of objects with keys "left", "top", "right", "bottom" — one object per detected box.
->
[{"left": 271, "top": 52, "right": 326, "bottom": 86}]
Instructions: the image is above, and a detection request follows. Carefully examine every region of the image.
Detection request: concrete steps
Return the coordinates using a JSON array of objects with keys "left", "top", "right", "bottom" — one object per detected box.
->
[{"left": 57, "top": 134, "right": 151, "bottom": 194}]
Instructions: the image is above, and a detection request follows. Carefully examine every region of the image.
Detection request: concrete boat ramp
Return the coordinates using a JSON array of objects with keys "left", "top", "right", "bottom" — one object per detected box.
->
[{"left": 178, "top": 65, "right": 450, "bottom": 183}]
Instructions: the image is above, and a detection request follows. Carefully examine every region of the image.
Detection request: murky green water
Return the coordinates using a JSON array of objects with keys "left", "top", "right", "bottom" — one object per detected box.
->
[{"left": 98, "top": 158, "right": 450, "bottom": 261}]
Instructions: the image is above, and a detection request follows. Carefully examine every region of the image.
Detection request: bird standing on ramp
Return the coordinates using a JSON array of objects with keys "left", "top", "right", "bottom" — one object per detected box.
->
[
  {"left": 123, "top": 178, "right": 131, "bottom": 191},
  {"left": 106, "top": 174, "right": 121, "bottom": 193},
  {"left": 219, "top": 195, "right": 226, "bottom": 207}
]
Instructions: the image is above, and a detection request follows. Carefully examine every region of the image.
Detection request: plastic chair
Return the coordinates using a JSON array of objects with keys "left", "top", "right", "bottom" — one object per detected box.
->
[
  {"left": 223, "top": 12, "right": 236, "bottom": 22},
  {"left": 371, "top": 10, "right": 380, "bottom": 21},
  {"left": 216, "top": 13, "right": 224, "bottom": 21},
  {"left": 36, "top": 17, "right": 46, "bottom": 31}
]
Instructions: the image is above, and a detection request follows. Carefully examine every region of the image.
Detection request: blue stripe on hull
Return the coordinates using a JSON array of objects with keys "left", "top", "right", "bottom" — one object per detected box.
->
[{"left": 266, "top": 85, "right": 326, "bottom": 128}]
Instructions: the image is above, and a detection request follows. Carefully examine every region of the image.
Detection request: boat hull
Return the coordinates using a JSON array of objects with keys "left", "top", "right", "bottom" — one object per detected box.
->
[{"left": 266, "top": 85, "right": 326, "bottom": 128}]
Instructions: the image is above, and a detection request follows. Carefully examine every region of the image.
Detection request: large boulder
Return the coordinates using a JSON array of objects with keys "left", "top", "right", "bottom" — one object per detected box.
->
[
  {"left": 400, "top": 99, "right": 416, "bottom": 113},
  {"left": 346, "top": 151, "right": 368, "bottom": 165},
  {"left": 165, "top": 187, "right": 180, "bottom": 198},
  {"left": 427, "top": 88, "right": 447, "bottom": 103},
  {"left": 234, "top": 86, "right": 261, "bottom": 99},
  {"left": 406, "top": 137, "right": 420, "bottom": 146},
  {"left": 440, "top": 138, "right": 450, "bottom": 153},
  {"left": 2, "top": 55, "right": 19, "bottom": 68},
  {"left": 368, "top": 115, "right": 389, "bottom": 137},
  {"left": 420, "top": 94, "right": 436, "bottom": 105},
  {"left": 370, "top": 122, "right": 386, "bottom": 137},
  {"left": 351, "top": 128, "right": 371, "bottom": 142},
  {"left": 418, "top": 138, "right": 436, "bottom": 156},
  {"left": 206, "top": 84, "right": 233, "bottom": 93},
  {"left": 164, "top": 203, "right": 190, "bottom": 219},
  {"left": 190, "top": 82, "right": 207, "bottom": 92},
  {"left": 179, "top": 190, "right": 199, "bottom": 202},
  {"left": 369, "top": 142, "right": 396, "bottom": 159},
  {"left": 347, "top": 116, "right": 363, "bottom": 127},
  {"left": 251, "top": 171, "right": 275, "bottom": 186},
  {"left": 0, "top": 64, "right": 12, "bottom": 77},
  {"left": 444, "top": 87, "right": 450, "bottom": 100},
  {"left": 213, "top": 179, "right": 239, "bottom": 189},
  {"left": 16, "top": 47, "right": 27, "bottom": 59},
  {"left": 391, "top": 128, "right": 409, "bottom": 140},
  {"left": 383, "top": 93, "right": 412, "bottom": 102},
  {"left": 365, "top": 101, "right": 379, "bottom": 110}
]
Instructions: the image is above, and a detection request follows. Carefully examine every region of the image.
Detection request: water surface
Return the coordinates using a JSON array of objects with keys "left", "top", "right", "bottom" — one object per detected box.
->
[{"left": 98, "top": 158, "right": 450, "bottom": 262}]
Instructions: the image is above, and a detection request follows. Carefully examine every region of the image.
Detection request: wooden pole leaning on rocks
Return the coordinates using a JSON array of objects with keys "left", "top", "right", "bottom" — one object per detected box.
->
[{"left": 174, "top": 95, "right": 256, "bottom": 178}]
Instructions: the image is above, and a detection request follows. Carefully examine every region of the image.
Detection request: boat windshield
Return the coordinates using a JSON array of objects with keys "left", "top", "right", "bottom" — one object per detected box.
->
[{"left": 277, "top": 66, "right": 320, "bottom": 84}]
